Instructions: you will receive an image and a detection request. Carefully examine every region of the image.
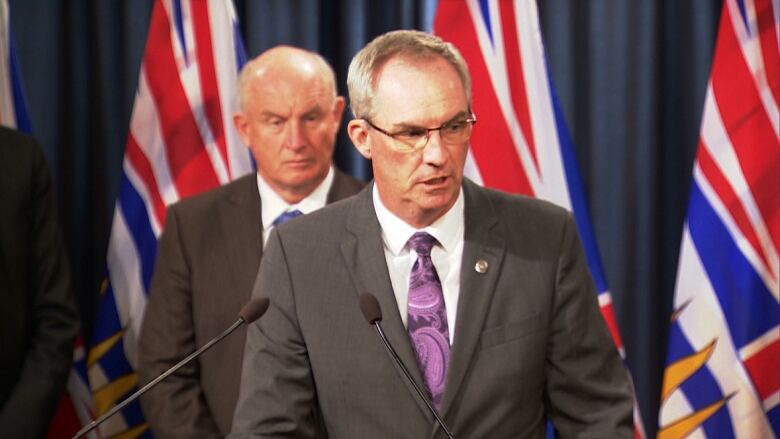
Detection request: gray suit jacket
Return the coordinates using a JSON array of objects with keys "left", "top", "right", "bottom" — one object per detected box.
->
[
  {"left": 138, "top": 169, "right": 364, "bottom": 438},
  {"left": 231, "top": 179, "right": 633, "bottom": 438}
]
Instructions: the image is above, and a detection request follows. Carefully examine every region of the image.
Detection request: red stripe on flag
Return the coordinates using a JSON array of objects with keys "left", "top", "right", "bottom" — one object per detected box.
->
[
  {"left": 435, "top": 2, "right": 534, "bottom": 196},
  {"left": 698, "top": 141, "right": 774, "bottom": 274},
  {"left": 46, "top": 394, "right": 81, "bottom": 439},
  {"left": 711, "top": 5, "right": 780, "bottom": 253},
  {"left": 126, "top": 134, "right": 168, "bottom": 227},
  {"left": 191, "top": 1, "right": 230, "bottom": 177},
  {"left": 498, "top": 1, "right": 539, "bottom": 172},
  {"left": 599, "top": 300, "right": 625, "bottom": 350},
  {"left": 144, "top": 2, "right": 220, "bottom": 198},
  {"left": 743, "top": 337, "right": 780, "bottom": 401},
  {"left": 755, "top": 0, "right": 780, "bottom": 107}
]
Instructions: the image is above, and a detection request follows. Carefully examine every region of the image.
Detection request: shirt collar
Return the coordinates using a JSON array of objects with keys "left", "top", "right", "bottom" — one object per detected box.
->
[
  {"left": 372, "top": 184, "right": 464, "bottom": 256},
  {"left": 257, "top": 166, "right": 334, "bottom": 230}
]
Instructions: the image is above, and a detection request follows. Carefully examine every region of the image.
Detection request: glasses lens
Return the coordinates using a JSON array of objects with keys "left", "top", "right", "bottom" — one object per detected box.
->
[{"left": 440, "top": 120, "right": 474, "bottom": 143}]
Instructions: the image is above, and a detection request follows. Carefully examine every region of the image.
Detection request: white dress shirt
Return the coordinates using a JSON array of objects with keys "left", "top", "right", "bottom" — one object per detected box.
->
[
  {"left": 372, "top": 185, "right": 465, "bottom": 344},
  {"left": 257, "top": 166, "right": 335, "bottom": 246}
]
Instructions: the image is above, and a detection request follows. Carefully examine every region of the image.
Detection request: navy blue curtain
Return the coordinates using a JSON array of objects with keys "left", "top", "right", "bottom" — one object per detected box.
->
[
  {"left": 538, "top": 1, "right": 722, "bottom": 432},
  {"left": 8, "top": 0, "right": 722, "bottom": 435}
]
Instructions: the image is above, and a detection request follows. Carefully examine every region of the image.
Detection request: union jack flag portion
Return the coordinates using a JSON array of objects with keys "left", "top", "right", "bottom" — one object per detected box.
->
[
  {"left": 659, "top": 0, "right": 779, "bottom": 437},
  {"left": 433, "top": 1, "right": 645, "bottom": 436},
  {"left": 86, "top": 0, "right": 251, "bottom": 435}
]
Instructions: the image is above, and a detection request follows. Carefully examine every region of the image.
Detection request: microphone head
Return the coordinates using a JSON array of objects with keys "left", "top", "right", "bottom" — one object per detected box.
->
[
  {"left": 239, "top": 297, "right": 270, "bottom": 324},
  {"left": 359, "top": 293, "right": 382, "bottom": 324}
]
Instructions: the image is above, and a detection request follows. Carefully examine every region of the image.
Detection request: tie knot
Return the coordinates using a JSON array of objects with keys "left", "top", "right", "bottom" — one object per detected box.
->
[
  {"left": 273, "top": 209, "right": 303, "bottom": 226},
  {"left": 408, "top": 232, "right": 437, "bottom": 256}
]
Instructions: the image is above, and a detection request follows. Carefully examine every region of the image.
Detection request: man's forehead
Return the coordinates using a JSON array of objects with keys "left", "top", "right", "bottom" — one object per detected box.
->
[
  {"left": 374, "top": 56, "right": 463, "bottom": 94},
  {"left": 371, "top": 57, "right": 467, "bottom": 123},
  {"left": 250, "top": 77, "right": 331, "bottom": 107},
  {"left": 255, "top": 98, "right": 327, "bottom": 118}
]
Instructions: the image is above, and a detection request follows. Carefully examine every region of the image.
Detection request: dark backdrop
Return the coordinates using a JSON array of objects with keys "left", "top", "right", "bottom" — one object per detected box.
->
[{"left": 8, "top": 0, "right": 722, "bottom": 435}]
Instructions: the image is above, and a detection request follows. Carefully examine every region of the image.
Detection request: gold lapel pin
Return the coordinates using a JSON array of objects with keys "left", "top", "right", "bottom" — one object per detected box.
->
[{"left": 474, "top": 260, "right": 488, "bottom": 274}]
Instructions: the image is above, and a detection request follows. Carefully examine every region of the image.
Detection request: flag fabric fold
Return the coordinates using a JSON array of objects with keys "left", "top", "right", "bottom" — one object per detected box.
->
[
  {"left": 659, "top": 0, "right": 779, "bottom": 437},
  {"left": 433, "top": 1, "right": 646, "bottom": 437},
  {"left": 0, "top": 0, "right": 31, "bottom": 133},
  {"left": 85, "top": 0, "right": 252, "bottom": 436}
]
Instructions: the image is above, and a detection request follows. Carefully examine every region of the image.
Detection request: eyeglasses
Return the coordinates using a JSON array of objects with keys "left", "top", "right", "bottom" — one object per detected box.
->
[{"left": 363, "top": 113, "right": 477, "bottom": 152}]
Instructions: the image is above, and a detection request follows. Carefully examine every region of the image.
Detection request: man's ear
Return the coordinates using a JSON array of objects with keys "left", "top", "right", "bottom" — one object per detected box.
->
[
  {"left": 332, "top": 96, "right": 346, "bottom": 122},
  {"left": 233, "top": 112, "right": 250, "bottom": 146},
  {"left": 347, "top": 119, "right": 372, "bottom": 159}
]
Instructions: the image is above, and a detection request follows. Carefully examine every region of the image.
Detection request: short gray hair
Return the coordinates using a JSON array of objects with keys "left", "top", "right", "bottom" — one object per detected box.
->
[
  {"left": 347, "top": 30, "right": 472, "bottom": 119},
  {"left": 237, "top": 46, "right": 339, "bottom": 111}
]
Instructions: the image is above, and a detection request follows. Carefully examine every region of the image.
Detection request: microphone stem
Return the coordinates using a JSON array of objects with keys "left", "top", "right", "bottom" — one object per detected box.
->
[
  {"left": 372, "top": 322, "right": 455, "bottom": 439},
  {"left": 72, "top": 317, "right": 246, "bottom": 439}
]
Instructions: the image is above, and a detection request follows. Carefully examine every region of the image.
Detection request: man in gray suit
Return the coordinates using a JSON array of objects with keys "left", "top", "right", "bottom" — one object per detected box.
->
[
  {"left": 137, "top": 46, "right": 364, "bottom": 438},
  {"left": 231, "top": 31, "right": 633, "bottom": 438}
]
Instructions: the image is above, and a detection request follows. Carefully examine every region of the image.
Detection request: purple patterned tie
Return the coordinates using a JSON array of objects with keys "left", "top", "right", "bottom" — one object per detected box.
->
[{"left": 407, "top": 232, "right": 450, "bottom": 409}]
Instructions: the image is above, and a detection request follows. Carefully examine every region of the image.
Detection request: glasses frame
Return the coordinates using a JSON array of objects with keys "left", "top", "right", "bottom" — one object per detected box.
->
[{"left": 362, "top": 113, "right": 477, "bottom": 151}]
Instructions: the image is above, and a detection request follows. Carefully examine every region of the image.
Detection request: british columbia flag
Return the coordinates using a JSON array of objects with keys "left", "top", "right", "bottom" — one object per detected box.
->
[
  {"left": 85, "top": 0, "right": 252, "bottom": 436},
  {"left": 433, "top": 1, "right": 646, "bottom": 437},
  {"left": 659, "top": 0, "right": 779, "bottom": 437}
]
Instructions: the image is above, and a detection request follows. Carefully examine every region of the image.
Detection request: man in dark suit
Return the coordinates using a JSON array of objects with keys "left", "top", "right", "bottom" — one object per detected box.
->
[
  {"left": 0, "top": 126, "right": 80, "bottom": 437},
  {"left": 230, "top": 31, "right": 633, "bottom": 438},
  {"left": 137, "top": 46, "right": 364, "bottom": 438}
]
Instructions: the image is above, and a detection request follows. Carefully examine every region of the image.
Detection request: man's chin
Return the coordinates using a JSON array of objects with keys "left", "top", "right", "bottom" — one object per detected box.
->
[
  {"left": 283, "top": 161, "right": 316, "bottom": 172},
  {"left": 280, "top": 170, "right": 327, "bottom": 190},
  {"left": 415, "top": 192, "right": 458, "bottom": 214}
]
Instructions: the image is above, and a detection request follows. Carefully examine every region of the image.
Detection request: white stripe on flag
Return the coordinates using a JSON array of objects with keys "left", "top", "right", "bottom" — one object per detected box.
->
[
  {"left": 726, "top": 0, "right": 780, "bottom": 135},
  {"left": 131, "top": 69, "right": 180, "bottom": 210},
  {"left": 105, "top": 201, "right": 148, "bottom": 368},
  {"left": 669, "top": 229, "right": 774, "bottom": 438},
  {"left": 513, "top": 0, "right": 570, "bottom": 209},
  {"left": 0, "top": 0, "right": 17, "bottom": 128},
  {"left": 209, "top": 0, "right": 252, "bottom": 178},
  {"left": 701, "top": 85, "right": 780, "bottom": 286},
  {"left": 464, "top": 0, "right": 543, "bottom": 192}
]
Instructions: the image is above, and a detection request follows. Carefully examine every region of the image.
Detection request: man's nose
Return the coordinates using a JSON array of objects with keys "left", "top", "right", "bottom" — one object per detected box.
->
[
  {"left": 422, "top": 130, "right": 446, "bottom": 165},
  {"left": 284, "top": 121, "right": 307, "bottom": 150}
]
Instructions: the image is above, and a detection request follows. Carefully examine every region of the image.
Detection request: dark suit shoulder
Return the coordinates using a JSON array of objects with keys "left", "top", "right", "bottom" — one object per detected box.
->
[
  {"left": 286, "top": 188, "right": 357, "bottom": 228},
  {"left": 0, "top": 127, "right": 44, "bottom": 182},
  {"left": 0, "top": 125, "right": 38, "bottom": 152},
  {"left": 462, "top": 180, "right": 576, "bottom": 262},
  {"left": 330, "top": 169, "right": 366, "bottom": 201},
  {"left": 466, "top": 179, "right": 570, "bottom": 223},
  {"left": 168, "top": 173, "right": 257, "bottom": 218}
]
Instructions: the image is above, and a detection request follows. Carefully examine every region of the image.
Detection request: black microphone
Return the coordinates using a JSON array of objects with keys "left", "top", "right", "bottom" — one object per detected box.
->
[
  {"left": 72, "top": 297, "right": 271, "bottom": 439},
  {"left": 358, "top": 293, "right": 455, "bottom": 439}
]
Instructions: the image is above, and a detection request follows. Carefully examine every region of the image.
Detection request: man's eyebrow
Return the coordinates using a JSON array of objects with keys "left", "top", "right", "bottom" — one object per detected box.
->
[
  {"left": 301, "top": 105, "right": 325, "bottom": 118},
  {"left": 260, "top": 111, "right": 285, "bottom": 119},
  {"left": 391, "top": 110, "right": 472, "bottom": 130}
]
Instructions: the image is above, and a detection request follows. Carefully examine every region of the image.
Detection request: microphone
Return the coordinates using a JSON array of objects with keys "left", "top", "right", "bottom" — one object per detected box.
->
[
  {"left": 358, "top": 293, "right": 455, "bottom": 439},
  {"left": 72, "top": 297, "right": 270, "bottom": 439}
]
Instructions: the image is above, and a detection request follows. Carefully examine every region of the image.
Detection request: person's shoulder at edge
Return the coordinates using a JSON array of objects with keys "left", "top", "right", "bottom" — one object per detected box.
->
[{"left": 166, "top": 172, "right": 258, "bottom": 215}]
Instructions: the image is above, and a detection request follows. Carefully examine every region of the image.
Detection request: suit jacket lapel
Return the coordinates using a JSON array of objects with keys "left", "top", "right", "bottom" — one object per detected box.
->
[
  {"left": 221, "top": 169, "right": 353, "bottom": 302},
  {"left": 218, "top": 175, "right": 263, "bottom": 305},
  {"left": 341, "top": 184, "right": 432, "bottom": 418},
  {"left": 440, "top": 180, "right": 506, "bottom": 416}
]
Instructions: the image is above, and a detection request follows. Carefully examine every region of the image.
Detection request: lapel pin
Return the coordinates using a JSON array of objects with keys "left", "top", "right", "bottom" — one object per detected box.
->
[{"left": 474, "top": 260, "right": 488, "bottom": 274}]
